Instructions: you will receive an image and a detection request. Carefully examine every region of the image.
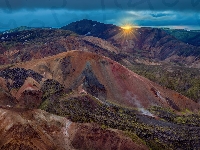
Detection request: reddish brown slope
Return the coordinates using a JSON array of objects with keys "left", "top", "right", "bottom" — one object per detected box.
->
[
  {"left": 14, "top": 50, "right": 200, "bottom": 112},
  {"left": 62, "top": 19, "right": 200, "bottom": 67},
  {"left": 0, "top": 30, "right": 119, "bottom": 65},
  {"left": 0, "top": 108, "right": 148, "bottom": 150}
]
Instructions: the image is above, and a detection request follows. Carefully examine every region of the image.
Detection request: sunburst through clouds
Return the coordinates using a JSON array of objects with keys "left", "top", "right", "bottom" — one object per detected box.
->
[
  {"left": 110, "top": 22, "right": 139, "bottom": 52},
  {"left": 120, "top": 23, "right": 135, "bottom": 38}
]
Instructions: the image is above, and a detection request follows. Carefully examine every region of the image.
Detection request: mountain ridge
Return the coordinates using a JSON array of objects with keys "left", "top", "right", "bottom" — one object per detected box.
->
[
  {"left": 9, "top": 50, "right": 200, "bottom": 112},
  {"left": 61, "top": 19, "right": 200, "bottom": 66}
]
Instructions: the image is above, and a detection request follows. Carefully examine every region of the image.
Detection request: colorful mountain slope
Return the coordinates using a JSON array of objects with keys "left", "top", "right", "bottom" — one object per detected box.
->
[
  {"left": 11, "top": 50, "right": 200, "bottom": 112},
  {"left": 0, "top": 50, "right": 200, "bottom": 149}
]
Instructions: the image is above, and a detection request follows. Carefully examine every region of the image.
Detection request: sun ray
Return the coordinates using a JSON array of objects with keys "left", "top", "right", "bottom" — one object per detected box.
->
[{"left": 119, "top": 23, "right": 138, "bottom": 39}]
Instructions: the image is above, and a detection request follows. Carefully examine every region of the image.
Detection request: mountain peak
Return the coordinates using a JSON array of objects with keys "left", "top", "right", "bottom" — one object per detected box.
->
[{"left": 61, "top": 19, "right": 119, "bottom": 39}]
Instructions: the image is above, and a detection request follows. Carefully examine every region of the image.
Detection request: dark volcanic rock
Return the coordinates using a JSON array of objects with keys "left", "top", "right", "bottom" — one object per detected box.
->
[
  {"left": 0, "top": 68, "right": 43, "bottom": 89},
  {"left": 82, "top": 62, "right": 107, "bottom": 101},
  {"left": 74, "top": 62, "right": 107, "bottom": 101}
]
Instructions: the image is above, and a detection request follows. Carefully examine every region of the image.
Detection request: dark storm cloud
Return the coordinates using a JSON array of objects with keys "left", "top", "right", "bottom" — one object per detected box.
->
[
  {"left": 1, "top": 0, "right": 200, "bottom": 11},
  {"left": 0, "top": 0, "right": 200, "bottom": 31},
  {"left": 151, "top": 13, "right": 169, "bottom": 18},
  {"left": 0, "top": 9, "right": 199, "bottom": 30}
]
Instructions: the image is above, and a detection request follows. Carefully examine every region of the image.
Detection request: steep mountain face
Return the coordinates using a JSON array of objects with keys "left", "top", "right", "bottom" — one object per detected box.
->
[
  {"left": 11, "top": 51, "right": 199, "bottom": 112},
  {"left": 62, "top": 20, "right": 200, "bottom": 66}
]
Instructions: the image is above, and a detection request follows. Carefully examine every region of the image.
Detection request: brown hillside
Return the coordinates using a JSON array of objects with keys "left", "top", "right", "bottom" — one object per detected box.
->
[
  {"left": 13, "top": 50, "right": 200, "bottom": 112},
  {"left": 0, "top": 108, "right": 147, "bottom": 150}
]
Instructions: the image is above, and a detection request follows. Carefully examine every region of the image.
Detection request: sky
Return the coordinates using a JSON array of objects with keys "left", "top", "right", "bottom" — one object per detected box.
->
[{"left": 0, "top": 0, "right": 200, "bottom": 31}]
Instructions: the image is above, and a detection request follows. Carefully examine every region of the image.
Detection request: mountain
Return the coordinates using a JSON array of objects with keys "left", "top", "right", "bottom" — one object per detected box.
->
[
  {"left": 164, "top": 28, "right": 200, "bottom": 47},
  {"left": 4, "top": 26, "right": 36, "bottom": 33},
  {"left": 1, "top": 20, "right": 200, "bottom": 68},
  {"left": 1, "top": 23, "right": 200, "bottom": 103},
  {"left": 0, "top": 28, "right": 120, "bottom": 65},
  {"left": 8, "top": 50, "right": 199, "bottom": 111},
  {"left": 1, "top": 19, "right": 200, "bottom": 149},
  {"left": 61, "top": 19, "right": 120, "bottom": 39},
  {"left": 62, "top": 19, "right": 200, "bottom": 66},
  {"left": 0, "top": 51, "right": 200, "bottom": 149},
  {"left": 60, "top": 20, "right": 200, "bottom": 102}
]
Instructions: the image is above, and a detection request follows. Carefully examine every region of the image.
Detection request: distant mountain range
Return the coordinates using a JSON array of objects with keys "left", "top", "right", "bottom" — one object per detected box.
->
[
  {"left": 62, "top": 19, "right": 200, "bottom": 65},
  {"left": 164, "top": 28, "right": 200, "bottom": 46},
  {"left": 1, "top": 19, "right": 200, "bottom": 67}
]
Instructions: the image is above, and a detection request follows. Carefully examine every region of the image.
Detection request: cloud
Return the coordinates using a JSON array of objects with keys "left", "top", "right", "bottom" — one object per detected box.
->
[
  {"left": 0, "top": 9, "right": 199, "bottom": 30},
  {"left": 151, "top": 12, "right": 170, "bottom": 18},
  {"left": 0, "top": 0, "right": 200, "bottom": 12},
  {"left": 0, "top": 9, "right": 124, "bottom": 30},
  {"left": 0, "top": 0, "right": 200, "bottom": 31},
  {"left": 125, "top": 10, "right": 200, "bottom": 27}
]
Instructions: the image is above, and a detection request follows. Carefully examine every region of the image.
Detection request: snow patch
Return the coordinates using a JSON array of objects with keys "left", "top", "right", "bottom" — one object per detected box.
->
[{"left": 93, "top": 24, "right": 96, "bottom": 26}]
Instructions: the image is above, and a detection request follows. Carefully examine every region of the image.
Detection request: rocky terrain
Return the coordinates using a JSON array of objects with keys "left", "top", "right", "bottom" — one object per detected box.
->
[
  {"left": 62, "top": 19, "right": 200, "bottom": 67},
  {"left": 0, "top": 108, "right": 148, "bottom": 150},
  {"left": 0, "top": 51, "right": 200, "bottom": 149},
  {"left": 0, "top": 20, "right": 200, "bottom": 149},
  {"left": 0, "top": 28, "right": 121, "bottom": 65},
  {"left": 7, "top": 51, "right": 198, "bottom": 111},
  {"left": 1, "top": 22, "right": 200, "bottom": 103}
]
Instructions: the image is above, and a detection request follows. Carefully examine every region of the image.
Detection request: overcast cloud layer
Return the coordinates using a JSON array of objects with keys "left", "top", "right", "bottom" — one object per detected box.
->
[
  {"left": 1, "top": 0, "right": 200, "bottom": 11},
  {"left": 0, "top": 0, "right": 200, "bottom": 31}
]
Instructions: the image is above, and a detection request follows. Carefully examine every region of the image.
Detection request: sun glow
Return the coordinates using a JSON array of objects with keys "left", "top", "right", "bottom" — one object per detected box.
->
[
  {"left": 121, "top": 25, "right": 133, "bottom": 30},
  {"left": 120, "top": 23, "right": 135, "bottom": 38}
]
